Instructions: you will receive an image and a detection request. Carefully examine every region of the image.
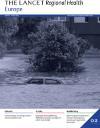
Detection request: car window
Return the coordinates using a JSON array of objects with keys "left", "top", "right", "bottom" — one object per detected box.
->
[
  {"left": 45, "top": 79, "right": 62, "bottom": 84},
  {"left": 27, "top": 79, "right": 43, "bottom": 84}
]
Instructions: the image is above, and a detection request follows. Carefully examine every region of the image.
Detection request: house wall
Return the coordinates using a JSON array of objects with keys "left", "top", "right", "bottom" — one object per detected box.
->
[
  {"left": 67, "top": 17, "right": 100, "bottom": 48},
  {"left": 48, "top": 16, "right": 100, "bottom": 48}
]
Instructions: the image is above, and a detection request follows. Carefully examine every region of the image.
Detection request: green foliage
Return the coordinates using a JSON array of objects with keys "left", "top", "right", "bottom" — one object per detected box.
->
[{"left": 28, "top": 21, "right": 89, "bottom": 72}]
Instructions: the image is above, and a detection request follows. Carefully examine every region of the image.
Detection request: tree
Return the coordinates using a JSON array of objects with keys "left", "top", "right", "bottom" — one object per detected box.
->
[
  {"left": 28, "top": 21, "right": 90, "bottom": 72},
  {"left": 15, "top": 16, "right": 46, "bottom": 54},
  {"left": 0, "top": 17, "right": 18, "bottom": 57}
]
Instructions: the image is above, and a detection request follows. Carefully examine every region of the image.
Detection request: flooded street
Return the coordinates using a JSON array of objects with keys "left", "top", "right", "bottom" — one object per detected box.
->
[{"left": 0, "top": 54, "right": 100, "bottom": 108}]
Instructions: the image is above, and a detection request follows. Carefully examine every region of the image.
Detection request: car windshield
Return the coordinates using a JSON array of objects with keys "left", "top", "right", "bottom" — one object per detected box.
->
[
  {"left": 27, "top": 78, "right": 43, "bottom": 84},
  {"left": 45, "top": 79, "right": 62, "bottom": 84}
]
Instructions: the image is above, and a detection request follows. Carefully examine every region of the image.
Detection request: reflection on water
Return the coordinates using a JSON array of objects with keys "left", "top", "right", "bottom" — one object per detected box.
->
[{"left": 0, "top": 54, "right": 100, "bottom": 108}]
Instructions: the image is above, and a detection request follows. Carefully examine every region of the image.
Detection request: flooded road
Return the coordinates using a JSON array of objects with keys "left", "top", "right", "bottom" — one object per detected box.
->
[{"left": 0, "top": 54, "right": 100, "bottom": 108}]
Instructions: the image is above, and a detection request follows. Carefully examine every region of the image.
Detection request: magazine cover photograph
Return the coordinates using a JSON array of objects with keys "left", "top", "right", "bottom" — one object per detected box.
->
[{"left": 0, "top": 16, "right": 100, "bottom": 108}]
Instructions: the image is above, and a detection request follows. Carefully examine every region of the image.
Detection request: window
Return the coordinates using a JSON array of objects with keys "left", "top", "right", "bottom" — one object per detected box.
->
[
  {"left": 45, "top": 79, "right": 62, "bottom": 84},
  {"left": 27, "top": 78, "right": 43, "bottom": 84},
  {"left": 58, "top": 16, "right": 66, "bottom": 21},
  {"left": 85, "top": 17, "right": 89, "bottom": 22},
  {"left": 49, "top": 16, "right": 66, "bottom": 21},
  {"left": 74, "top": 17, "right": 89, "bottom": 23},
  {"left": 49, "top": 17, "right": 59, "bottom": 21},
  {"left": 97, "top": 17, "right": 100, "bottom": 23}
]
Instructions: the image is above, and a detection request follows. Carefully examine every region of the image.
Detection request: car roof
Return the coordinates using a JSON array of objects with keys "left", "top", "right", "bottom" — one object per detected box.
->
[
  {"left": 26, "top": 77, "right": 66, "bottom": 84},
  {"left": 28, "top": 77, "right": 64, "bottom": 80}
]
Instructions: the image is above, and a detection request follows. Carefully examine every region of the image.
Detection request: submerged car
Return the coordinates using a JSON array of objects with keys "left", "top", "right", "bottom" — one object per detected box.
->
[{"left": 26, "top": 77, "right": 64, "bottom": 85}]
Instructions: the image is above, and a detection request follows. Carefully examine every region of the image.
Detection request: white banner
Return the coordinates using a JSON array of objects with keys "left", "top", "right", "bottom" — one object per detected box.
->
[
  {"left": 0, "top": 0, "right": 100, "bottom": 15},
  {"left": 0, "top": 109, "right": 99, "bottom": 128}
]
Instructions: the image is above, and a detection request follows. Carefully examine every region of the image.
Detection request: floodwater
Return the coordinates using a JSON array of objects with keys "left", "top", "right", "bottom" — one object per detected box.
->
[{"left": 0, "top": 54, "right": 100, "bottom": 108}]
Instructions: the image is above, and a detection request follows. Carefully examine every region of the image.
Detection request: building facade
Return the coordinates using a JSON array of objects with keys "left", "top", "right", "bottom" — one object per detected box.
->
[{"left": 49, "top": 16, "right": 100, "bottom": 48}]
